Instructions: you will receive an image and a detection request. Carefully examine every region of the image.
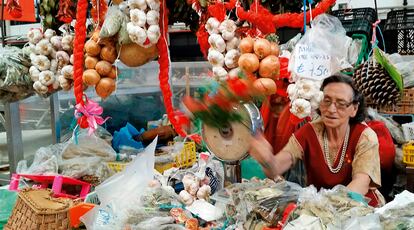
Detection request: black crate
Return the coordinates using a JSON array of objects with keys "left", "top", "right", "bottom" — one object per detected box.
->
[
  {"left": 331, "top": 8, "right": 377, "bottom": 38},
  {"left": 384, "top": 9, "right": 414, "bottom": 55}
]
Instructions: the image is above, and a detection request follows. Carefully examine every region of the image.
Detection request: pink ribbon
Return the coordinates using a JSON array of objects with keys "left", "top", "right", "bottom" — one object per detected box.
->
[
  {"left": 74, "top": 98, "right": 109, "bottom": 135},
  {"left": 371, "top": 19, "right": 381, "bottom": 45}
]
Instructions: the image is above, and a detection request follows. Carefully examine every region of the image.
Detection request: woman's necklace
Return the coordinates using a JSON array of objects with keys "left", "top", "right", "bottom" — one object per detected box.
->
[{"left": 323, "top": 126, "right": 350, "bottom": 174}]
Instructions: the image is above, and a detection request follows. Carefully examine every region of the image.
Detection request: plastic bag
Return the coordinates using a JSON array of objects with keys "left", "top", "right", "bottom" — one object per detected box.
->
[
  {"left": 327, "top": 213, "right": 382, "bottom": 230},
  {"left": 112, "top": 122, "right": 144, "bottom": 153},
  {"left": 99, "top": 6, "right": 124, "bottom": 38},
  {"left": 289, "top": 14, "right": 352, "bottom": 80},
  {"left": 61, "top": 129, "right": 117, "bottom": 161},
  {"left": 347, "top": 38, "right": 363, "bottom": 66},
  {"left": 0, "top": 190, "right": 18, "bottom": 229},
  {"left": 16, "top": 143, "right": 65, "bottom": 175},
  {"left": 59, "top": 156, "right": 112, "bottom": 180}
]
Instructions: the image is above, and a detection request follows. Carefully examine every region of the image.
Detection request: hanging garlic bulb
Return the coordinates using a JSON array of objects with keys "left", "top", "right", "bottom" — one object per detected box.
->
[
  {"left": 310, "top": 91, "right": 324, "bottom": 109},
  {"left": 58, "top": 75, "right": 72, "bottom": 91},
  {"left": 147, "top": 25, "right": 161, "bottom": 44},
  {"left": 27, "top": 29, "right": 43, "bottom": 44},
  {"left": 228, "top": 67, "right": 240, "bottom": 79},
  {"left": 33, "top": 81, "right": 48, "bottom": 94},
  {"left": 213, "top": 66, "right": 228, "bottom": 79},
  {"left": 50, "top": 59, "right": 58, "bottom": 73},
  {"left": 290, "top": 98, "right": 312, "bottom": 119},
  {"left": 286, "top": 83, "right": 297, "bottom": 100},
  {"left": 39, "top": 70, "right": 55, "bottom": 86},
  {"left": 61, "top": 35, "right": 74, "bottom": 51},
  {"left": 297, "top": 79, "right": 320, "bottom": 100},
  {"left": 205, "top": 17, "right": 220, "bottom": 35},
  {"left": 127, "top": 23, "right": 147, "bottom": 45},
  {"left": 226, "top": 37, "right": 239, "bottom": 51},
  {"left": 55, "top": 51, "right": 70, "bottom": 70},
  {"left": 35, "top": 39, "right": 53, "bottom": 56},
  {"left": 146, "top": 10, "right": 159, "bottom": 25},
  {"left": 32, "top": 55, "right": 51, "bottom": 71},
  {"left": 219, "top": 19, "right": 236, "bottom": 41},
  {"left": 130, "top": 9, "right": 146, "bottom": 27},
  {"left": 224, "top": 49, "right": 240, "bottom": 69},
  {"left": 29, "top": 66, "right": 40, "bottom": 82},
  {"left": 61, "top": 65, "right": 74, "bottom": 79},
  {"left": 128, "top": 0, "right": 146, "bottom": 10},
  {"left": 50, "top": 36, "right": 62, "bottom": 50},
  {"left": 44, "top": 29, "right": 56, "bottom": 40},
  {"left": 207, "top": 49, "right": 224, "bottom": 67},
  {"left": 146, "top": 0, "right": 160, "bottom": 11},
  {"left": 208, "top": 34, "right": 226, "bottom": 53}
]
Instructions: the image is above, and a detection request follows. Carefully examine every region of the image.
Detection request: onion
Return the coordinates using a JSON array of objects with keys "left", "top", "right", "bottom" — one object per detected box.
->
[
  {"left": 83, "top": 69, "right": 101, "bottom": 86},
  {"left": 91, "top": 30, "right": 100, "bottom": 42},
  {"left": 239, "top": 37, "right": 254, "bottom": 54},
  {"left": 238, "top": 53, "right": 259, "bottom": 73},
  {"left": 100, "top": 45, "right": 117, "bottom": 63},
  {"left": 107, "top": 66, "right": 118, "bottom": 79},
  {"left": 253, "top": 78, "right": 277, "bottom": 95},
  {"left": 85, "top": 56, "right": 98, "bottom": 69},
  {"left": 270, "top": 42, "right": 280, "bottom": 56},
  {"left": 119, "top": 43, "right": 158, "bottom": 67},
  {"left": 254, "top": 38, "right": 271, "bottom": 59},
  {"left": 95, "top": 60, "right": 112, "bottom": 76},
  {"left": 85, "top": 40, "right": 101, "bottom": 57},
  {"left": 259, "top": 55, "right": 280, "bottom": 79},
  {"left": 96, "top": 78, "right": 116, "bottom": 99}
]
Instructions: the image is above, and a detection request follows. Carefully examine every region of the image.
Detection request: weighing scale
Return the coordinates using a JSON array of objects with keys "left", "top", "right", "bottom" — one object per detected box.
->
[{"left": 202, "top": 103, "right": 264, "bottom": 184}]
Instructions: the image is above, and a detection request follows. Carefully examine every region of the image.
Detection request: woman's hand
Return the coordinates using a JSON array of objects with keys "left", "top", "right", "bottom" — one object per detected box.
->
[{"left": 249, "top": 132, "right": 277, "bottom": 178}]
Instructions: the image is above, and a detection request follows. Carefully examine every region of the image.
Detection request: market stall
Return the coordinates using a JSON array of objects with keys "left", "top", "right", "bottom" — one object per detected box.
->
[{"left": 1, "top": 0, "right": 414, "bottom": 229}]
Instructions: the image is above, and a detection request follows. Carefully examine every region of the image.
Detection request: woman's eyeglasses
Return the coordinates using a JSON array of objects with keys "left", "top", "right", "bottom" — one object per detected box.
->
[{"left": 320, "top": 98, "right": 354, "bottom": 110}]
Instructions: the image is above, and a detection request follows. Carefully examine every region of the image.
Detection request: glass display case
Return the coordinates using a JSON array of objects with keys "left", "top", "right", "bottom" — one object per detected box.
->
[{"left": 0, "top": 61, "right": 211, "bottom": 185}]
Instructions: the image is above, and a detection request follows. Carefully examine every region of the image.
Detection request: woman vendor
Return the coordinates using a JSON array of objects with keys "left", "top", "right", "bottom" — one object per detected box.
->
[{"left": 249, "top": 73, "right": 384, "bottom": 206}]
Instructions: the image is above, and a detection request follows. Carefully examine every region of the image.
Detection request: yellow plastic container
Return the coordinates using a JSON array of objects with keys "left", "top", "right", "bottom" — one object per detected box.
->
[
  {"left": 107, "top": 161, "right": 129, "bottom": 173},
  {"left": 155, "top": 142, "right": 197, "bottom": 174},
  {"left": 403, "top": 141, "right": 414, "bottom": 166}
]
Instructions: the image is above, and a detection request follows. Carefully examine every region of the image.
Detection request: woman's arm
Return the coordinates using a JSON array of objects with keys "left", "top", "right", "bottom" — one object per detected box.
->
[
  {"left": 347, "top": 173, "right": 371, "bottom": 195},
  {"left": 249, "top": 133, "right": 294, "bottom": 179}
]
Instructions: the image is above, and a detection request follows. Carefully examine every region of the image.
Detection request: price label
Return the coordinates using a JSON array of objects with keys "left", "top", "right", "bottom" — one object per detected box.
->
[{"left": 293, "top": 44, "right": 332, "bottom": 81}]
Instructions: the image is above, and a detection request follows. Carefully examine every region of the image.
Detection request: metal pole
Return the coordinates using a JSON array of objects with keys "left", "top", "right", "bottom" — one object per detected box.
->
[
  {"left": 374, "top": 0, "right": 379, "bottom": 20},
  {"left": 5, "top": 102, "right": 24, "bottom": 174},
  {"left": 50, "top": 92, "right": 61, "bottom": 144},
  {"left": 0, "top": 0, "right": 5, "bottom": 47}
]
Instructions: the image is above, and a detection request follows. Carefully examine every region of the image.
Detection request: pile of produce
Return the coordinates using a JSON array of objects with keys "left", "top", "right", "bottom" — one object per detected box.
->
[
  {"left": 82, "top": 30, "right": 117, "bottom": 99},
  {"left": 24, "top": 29, "right": 75, "bottom": 95}
]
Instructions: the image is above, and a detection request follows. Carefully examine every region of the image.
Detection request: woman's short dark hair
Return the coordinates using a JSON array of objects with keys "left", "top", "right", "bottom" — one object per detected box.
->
[{"left": 320, "top": 73, "right": 366, "bottom": 124}]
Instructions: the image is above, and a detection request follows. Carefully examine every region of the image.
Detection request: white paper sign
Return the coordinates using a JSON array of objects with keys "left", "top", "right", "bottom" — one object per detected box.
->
[{"left": 293, "top": 44, "right": 332, "bottom": 81}]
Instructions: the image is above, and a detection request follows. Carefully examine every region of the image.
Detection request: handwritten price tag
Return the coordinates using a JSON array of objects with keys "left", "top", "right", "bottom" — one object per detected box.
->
[{"left": 293, "top": 44, "right": 332, "bottom": 81}]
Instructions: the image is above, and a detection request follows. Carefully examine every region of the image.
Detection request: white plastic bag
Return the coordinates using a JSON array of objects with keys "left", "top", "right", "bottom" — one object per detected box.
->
[{"left": 289, "top": 14, "right": 352, "bottom": 81}]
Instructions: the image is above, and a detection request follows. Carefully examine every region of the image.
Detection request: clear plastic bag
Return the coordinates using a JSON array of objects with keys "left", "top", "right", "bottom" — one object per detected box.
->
[
  {"left": 61, "top": 129, "right": 117, "bottom": 161},
  {"left": 289, "top": 14, "right": 353, "bottom": 80},
  {"left": 59, "top": 156, "right": 113, "bottom": 180},
  {"left": 99, "top": 5, "right": 124, "bottom": 38}
]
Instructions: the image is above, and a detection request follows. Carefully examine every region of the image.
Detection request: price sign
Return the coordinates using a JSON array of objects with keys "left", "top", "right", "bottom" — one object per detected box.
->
[{"left": 293, "top": 44, "right": 332, "bottom": 81}]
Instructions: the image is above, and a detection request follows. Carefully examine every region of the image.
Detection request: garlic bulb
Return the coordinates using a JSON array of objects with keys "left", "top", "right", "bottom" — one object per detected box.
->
[
  {"left": 286, "top": 83, "right": 297, "bottom": 100},
  {"left": 205, "top": 17, "right": 220, "bottom": 35},
  {"left": 182, "top": 174, "right": 195, "bottom": 191},
  {"left": 228, "top": 67, "right": 240, "bottom": 79},
  {"left": 33, "top": 81, "right": 48, "bottom": 94},
  {"left": 24, "top": 43, "right": 36, "bottom": 55},
  {"left": 224, "top": 49, "right": 240, "bottom": 69},
  {"left": 310, "top": 91, "right": 324, "bottom": 109},
  {"left": 127, "top": 23, "right": 147, "bottom": 45},
  {"left": 55, "top": 51, "right": 70, "bottom": 69},
  {"left": 29, "top": 66, "right": 40, "bottom": 82},
  {"left": 146, "top": 0, "right": 160, "bottom": 11},
  {"left": 196, "top": 185, "right": 211, "bottom": 200},
  {"left": 226, "top": 37, "right": 239, "bottom": 51},
  {"left": 219, "top": 19, "right": 236, "bottom": 40},
  {"left": 146, "top": 10, "right": 159, "bottom": 25},
  {"left": 50, "top": 36, "right": 62, "bottom": 50},
  {"left": 61, "top": 65, "right": 74, "bottom": 79},
  {"left": 32, "top": 55, "right": 51, "bottom": 71},
  {"left": 147, "top": 25, "right": 160, "bottom": 44},
  {"left": 70, "top": 54, "right": 74, "bottom": 65},
  {"left": 58, "top": 75, "right": 72, "bottom": 91},
  {"left": 297, "top": 79, "right": 320, "bottom": 100},
  {"left": 39, "top": 70, "right": 55, "bottom": 86},
  {"left": 50, "top": 59, "right": 58, "bottom": 73},
  {"left": 61, "top": 35, "right": 74, "bottom": 51},
  {"left": 179, "top": 190, "right": 194, "bottom": 206},
  {"left": 130, "top": 9, "right": 146, "bottom": 27},
  {"left": 44, "top": 29, "right": 56, "bottom": 40},
  {"left": 213, "top": 66, "right": 228, "bottom": 79},
  {"left": 27, "top": 29, "right": 43, "bottom": 44},
  {"left": 208, "top": 34, "right": 226, "bottom": 53},
  {"left": 290, "top": 98, "right": 311, "bottom": 119},
  {"left": 188, "top": 182, "right": 200, "bottom": 196},
  {"left": 29, "top": 53, "right": 37, "bottom": 62},
  {"left": 49, "top": 49, "right": 57, "bottom": 59},
  {"left": 207, "top": 49, "right": 224, "bottom": 67},
  {"left": 35, "top": 39, "right": 53, "bottom": 56},
  {"left": 128, "top": 0, "right": 146, "bottom": 10}
]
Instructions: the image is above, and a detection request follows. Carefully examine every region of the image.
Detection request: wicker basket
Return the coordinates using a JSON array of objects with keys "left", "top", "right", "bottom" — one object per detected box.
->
[
  {"left": 4, "top": 188, "right": 73, "bottom": 230},
  {"left": 367, "top": 89, "right": 414, "bottom": 114}
]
